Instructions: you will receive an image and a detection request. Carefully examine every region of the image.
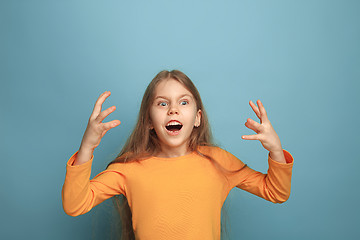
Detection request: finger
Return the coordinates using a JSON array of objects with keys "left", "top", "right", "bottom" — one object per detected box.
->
[
  {"left": 104, "top": 120, "right": 121, "bottom": 130},
  {"left": 96, "top": 105, "right": 117, "bottom": 123},
  {"left": 100, "top": 120, "right": 121, "bottom": 138},
  {"left": 257, "top": 100, "right": 269, "bottom": 122},
  {"left": 90, "top": 91, "right": 111, "bottom": 120},
  {"left": 245, "top": 118, "right": 262, "bottom": 133},
  {"left": 90, "top": 91, "right": 109, "bottom": 119},
  {"left": 249, "top": 100, "right": 261, "bottom": 119},
  {"left": 241, "top": 134, "right": 260, "bottom": 140}
]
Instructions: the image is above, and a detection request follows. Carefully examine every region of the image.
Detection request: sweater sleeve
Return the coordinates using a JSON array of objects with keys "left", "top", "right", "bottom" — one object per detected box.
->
[
  {"left": 222, "top": 148, "right": 294, "bottom": 203},
  {"left": 61, "top": 151, "right": 126, "bottom": 217}
]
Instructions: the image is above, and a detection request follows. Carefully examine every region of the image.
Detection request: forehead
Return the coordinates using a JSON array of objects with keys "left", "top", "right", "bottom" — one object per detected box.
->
[{"left": 154, "top": 78, "right": 193, "bottom": 98}]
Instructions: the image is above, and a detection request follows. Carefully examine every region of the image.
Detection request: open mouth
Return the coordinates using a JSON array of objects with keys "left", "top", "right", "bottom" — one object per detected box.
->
[{"left": 165, "top": 120, "right": 183, "bottom": 132}]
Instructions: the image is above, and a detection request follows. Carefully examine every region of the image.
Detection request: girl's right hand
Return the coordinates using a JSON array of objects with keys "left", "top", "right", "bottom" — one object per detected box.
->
[{"left": 79, "top": 91, "right": 121, "bottom": 150}]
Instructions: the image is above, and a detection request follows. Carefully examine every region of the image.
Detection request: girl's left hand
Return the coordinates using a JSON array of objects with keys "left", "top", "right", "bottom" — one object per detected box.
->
[{"left": 242, "top": 100, "right": 283, "bottom": 153}]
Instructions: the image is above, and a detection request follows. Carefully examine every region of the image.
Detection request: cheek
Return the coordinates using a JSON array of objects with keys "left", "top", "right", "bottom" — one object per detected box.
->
[
  {"left": 149, "top": 109, "right": 161, "bottom": 125},
  {"left": 188, "top": 110, "right": 198, "bottom": 123}
]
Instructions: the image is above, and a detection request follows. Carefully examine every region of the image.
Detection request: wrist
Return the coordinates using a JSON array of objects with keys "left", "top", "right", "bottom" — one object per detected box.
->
[
  {"left": 270, "top": 149, "right": 283, "bottom": 154},
  {"left": 79, "top": 142, "right": 96, "bottom": 152},
  {"left": 269, "top": 150, "right": 286, "bottom": 164},
  {"left": 74, "top": 147, "right": 94, "bottom": 166},
  {"left": 79, "top": 146, "right": 95, "bottom": 154}
]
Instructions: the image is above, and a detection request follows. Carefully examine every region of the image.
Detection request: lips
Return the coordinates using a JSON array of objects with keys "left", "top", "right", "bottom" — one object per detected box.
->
[{"left": 165, "top": 120, "right": 183, "bottom": 132}]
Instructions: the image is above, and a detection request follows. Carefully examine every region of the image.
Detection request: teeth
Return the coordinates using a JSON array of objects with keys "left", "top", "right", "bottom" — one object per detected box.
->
[{"left": 166, "top": 121, "right": 182, "bottom": 126}]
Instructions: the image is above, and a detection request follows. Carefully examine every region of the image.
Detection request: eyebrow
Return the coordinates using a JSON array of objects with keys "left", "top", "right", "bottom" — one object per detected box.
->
[{"left": 154, "top": 94, "right": 193, "bottom": 101}]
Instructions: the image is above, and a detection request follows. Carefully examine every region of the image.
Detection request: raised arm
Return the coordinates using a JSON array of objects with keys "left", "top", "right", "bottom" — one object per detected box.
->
[{"left": 62, "top": 91, "right": 123, "bottom": 216}]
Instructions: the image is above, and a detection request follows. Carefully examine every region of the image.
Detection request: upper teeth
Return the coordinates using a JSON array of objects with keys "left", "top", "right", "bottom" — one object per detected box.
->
[{"left": 167, "top": 121, "right": 181, "bottom": 126}]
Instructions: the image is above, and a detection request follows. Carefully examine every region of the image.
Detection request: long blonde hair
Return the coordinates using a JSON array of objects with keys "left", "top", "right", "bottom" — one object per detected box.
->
[{"left": 106, "top": 70, "right": 245, "bottom": 239}]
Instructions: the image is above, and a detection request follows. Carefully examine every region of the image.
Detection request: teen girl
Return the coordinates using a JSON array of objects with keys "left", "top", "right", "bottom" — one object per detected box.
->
[{"left": 62, "top": 70, "right": 294, "bottom": 240}]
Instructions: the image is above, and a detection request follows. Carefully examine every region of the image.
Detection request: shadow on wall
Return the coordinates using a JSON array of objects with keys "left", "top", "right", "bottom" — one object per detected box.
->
[{"left": 92, "top": 198, "right": 122, "bottom": 240}]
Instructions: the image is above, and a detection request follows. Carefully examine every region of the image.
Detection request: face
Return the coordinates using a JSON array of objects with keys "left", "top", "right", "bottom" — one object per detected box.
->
[{"left": 149, "top": 78, "right": 201, "bottom": 154}]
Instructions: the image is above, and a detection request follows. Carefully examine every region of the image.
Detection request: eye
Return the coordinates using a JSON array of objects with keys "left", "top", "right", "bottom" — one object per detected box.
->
[
  {"left": 158, "top": 102, "right": 167, "bottom": 107},
  {"left": 180, "top": 100, "right": 189, "bottom": 105}
]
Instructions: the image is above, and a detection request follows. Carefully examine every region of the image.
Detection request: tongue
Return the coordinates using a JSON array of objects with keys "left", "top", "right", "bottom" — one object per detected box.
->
[{"left": 166, "top": 125, "right": 182, "bottom": 131}]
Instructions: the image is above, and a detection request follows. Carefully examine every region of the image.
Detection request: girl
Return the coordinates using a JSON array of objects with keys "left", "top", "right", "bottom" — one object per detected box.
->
[{"left": 62, "top": 70, "right": 294, "bottom": 240}]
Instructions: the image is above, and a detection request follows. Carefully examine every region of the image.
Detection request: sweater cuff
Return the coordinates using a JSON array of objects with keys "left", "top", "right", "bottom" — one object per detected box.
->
[
  {"left": 268, "top": 149, "right": 294, "bottom": 168},
  {"left": 66, "top": 151, "right": 94, "bottom": 169}
]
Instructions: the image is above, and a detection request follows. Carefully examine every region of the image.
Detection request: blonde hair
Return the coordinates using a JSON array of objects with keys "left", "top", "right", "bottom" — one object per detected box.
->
[{"left": 106, "top": 70, "right": 244, "bottom": 239}]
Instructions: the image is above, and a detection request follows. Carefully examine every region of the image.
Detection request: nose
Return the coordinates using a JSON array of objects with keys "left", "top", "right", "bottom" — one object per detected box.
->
[{"left": 168, "top": 103, "right": 179, "bottom": 115}]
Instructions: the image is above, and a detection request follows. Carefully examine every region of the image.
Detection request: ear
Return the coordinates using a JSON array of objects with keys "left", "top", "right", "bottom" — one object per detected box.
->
[
  {"left": 148, "top": 119, "right": 154, "bottom": 130},
  {"left": 194, "top": 109, "right": 202, "bottom": 127}
]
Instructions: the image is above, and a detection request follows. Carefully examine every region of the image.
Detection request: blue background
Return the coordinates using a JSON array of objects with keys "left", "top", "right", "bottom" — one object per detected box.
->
[{"left": 1, "top": 0, "right": 359, "bottom": 239}]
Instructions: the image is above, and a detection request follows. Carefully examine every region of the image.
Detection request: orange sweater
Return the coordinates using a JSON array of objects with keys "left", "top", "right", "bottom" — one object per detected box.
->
[{"left": 62, "top": 146, "right": 294, "bottom": 239}]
